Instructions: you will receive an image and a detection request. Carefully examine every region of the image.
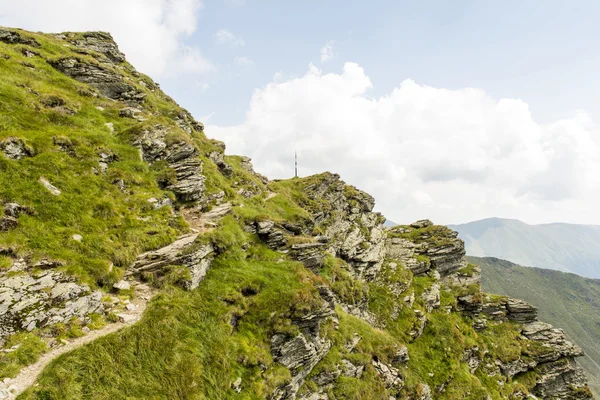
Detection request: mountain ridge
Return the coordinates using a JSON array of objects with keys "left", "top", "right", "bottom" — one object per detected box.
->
[
  {"left": 471, "top": 255, "right": 600, "bottom": 397},
  {"left": 450, "top": 217, "right": 600, "bottom": 278},
  {"left": 0, "top": 27, "right": 594, "bottom": 399}
]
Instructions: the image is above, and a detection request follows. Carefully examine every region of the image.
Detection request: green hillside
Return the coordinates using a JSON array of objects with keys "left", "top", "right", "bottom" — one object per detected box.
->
[
  {"left": 471, "top": 255, "right": 600, "bottom": 396},
  {"left": 0, "top": 27, "right": 594, "bottom": 399}
]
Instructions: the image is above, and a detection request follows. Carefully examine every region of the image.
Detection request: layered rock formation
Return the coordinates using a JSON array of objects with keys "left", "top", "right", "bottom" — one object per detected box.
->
[{"left": 0, "top": 27, "right": 594, "bottom": 400}]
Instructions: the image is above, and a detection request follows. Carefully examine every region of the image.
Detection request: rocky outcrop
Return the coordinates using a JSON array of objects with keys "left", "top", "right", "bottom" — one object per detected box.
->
[
  {"left": 386, "top": 222, "right": 466, "bottom": 277},
  {"left": 129, "top": 233, "right": 214, "bottom": 290},
  {"left": 0, "top": 260, "right": 102, "bottom": 343},
  {"left": 256, "top": 220, "right": 287, "bottom": 250},
  {"left": 289, "top": 243, "right": 326, "bottom": 269},
  {"left": 270, "top": 303, "right": 334, "bottom": 400},
  {"left": 134, "top": 125, "right": 207, "bottom": 202},
  {"left": 49, "top": 57, "right": 144, "bottom": 103},
  {"left": 0, "top": 137, "right": 34, "bottom": 160},
  {"left": 0, "top": 29, "right": 40, "bottom": 47},
  {"left": 209, "top": 151, "right": 233, "bottom": 178},
  {"left": 64, "top": 32, "right": 125, "bottom": 63}
]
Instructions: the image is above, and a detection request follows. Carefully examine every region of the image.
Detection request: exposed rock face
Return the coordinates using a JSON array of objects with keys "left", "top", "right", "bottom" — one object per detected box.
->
[
  {"left": 0, "top": 263, "right": 102, "bottom": 342},
  {"left": 134, "top": 125, "right": 207, "bottom": 202},
  {"left": 0, "top": 137, "right": 34, "bottom": 160},
  {"left": 533, "top": 358, "right": 592, "bottom": 399},
  {"left": 372, "top": 358, "right": 404, "bottom": 390},
  {"left": 209, "top": 150, "right": 233, "bottom": 178},
  {"left": 270, "top": 303, "right": 334, "bottom": 400},
  {"left": 289, "top": 243, "right": 326, "bottom": 269},
  {"left": 256, "top": 220, "right": 287, "bottom": 250},
  {"left": 506, "top": 298, "right": 538, "bottom": 323},
  {"left": 64, "top": 32, "right": 125, "bottom": 63},
  {"left": 129, "top": 233, "right": 214, "bottom": 290},
  {"left": 296, "top": 173, "right": 385, "bottom": 278},
  {"left": 386, "top": 222, "right": 466, "bottom": 277},
  {"left": 49, "top": 58, "right": 144, "bottom": 103},
  {"left": 0, "top": 29, "right": 40, "bottom": 47}
]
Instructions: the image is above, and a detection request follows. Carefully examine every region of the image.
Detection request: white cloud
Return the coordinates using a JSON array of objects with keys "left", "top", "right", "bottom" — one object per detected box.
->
[
  {"left": 215, "top": 29, "right": 245, "bottom": 47},
  {"left": 320, "top": 40, "right": 335, "bottom": 63},
  {"left": 208, "top": 62, "right": 600, "bottom": 225},
  {"left": 234, "top": 56, "right": 254, "bottom": 66},
  {"left": 0, "top": 0, "right": 213, "bottom": 77}
]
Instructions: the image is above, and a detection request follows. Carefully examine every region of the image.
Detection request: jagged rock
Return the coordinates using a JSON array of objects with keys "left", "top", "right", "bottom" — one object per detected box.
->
[
  {"left": 49, "top": 58, "right": 144, "bottom": 103},
  {"left": 522, "top": 322, "right": 584, "bottom": 362},
  {"left": 410, "top": 220, "right": 433, "bottom": 229},
  {"left": 119, "top": 107, "right": 145, "bottom": 120},
  {"left": 0, "top": 29, "right": 40, "bottom": 47},
  {"left": 0, "top": 270, "right": 102, "bottom": 339},
  {"left": 147, "top": 197, "right": 172, "bottom": 210},
  {"left": 386, "top": 237, "right": 430, "bottom": 275},
  {"left": 65, "top": 31, "right": 126, "bottom": 63},
  {"left": 371, "top": 358, "right": 404, "bottom": 390},
  {"left": 174, "top": 111, "right": 204, "bottom": 134},
  {"left": 506, "top": 298, "right": 537, "bottom": 323},
  {"left": 3, "top": 203, "right": 33, "bottom": 218},
  {"left": 0, "top": 137, "right": 34, "bottom": 160},
  {"left": 271, "top": 299, "right": 334, "bottom": 400},
  {"left": 410, "top": 310, "right": 427, "bottom": 340},
  {"left": 167, "top": 158, "right": 206, "bottom": 202},
  {"left": 113, "top": 280, "right": 131, "bottom": 291},
  {"left": 421, "top": 284, "right": 440, "bottom": 312},
  {"left": 134, "top": 125, "right": 206, "bottom": 202},
  {"left": 313, "top": 366, "right": 341, "bottom": 386},
  {"left": 0, "top": 217, "right": 17, "bottom": 232},
  {"left": 457, "top": 294, "right": 483, "bottom": 315},
  {"left": 98, "top": 151, "right": 118, "bottom": 172},
  {"left": 462, "top": 347, "right": 482, "bottom": 373},
  {"left": 256, "top": 220, "right": 287, "bottom": 250},
  {"left": 392, "top": 345, "right": 410, "bottom": 364},
  {"left": 532, "top": 358, "right": 592, "bottom": 399},
  {"left": 413, "top": 383, "right": 433, "bottom": 400},
  {"left": 341, "top": 359, "right": 364, "bottom": 378},
  {"left": 129, "top": 233, "right": 213, "bottom": 290},
  {"left": 209, "top": 151, "right": 233, "bottom": 178},
  {"left": 39, "top": 177, "right": 61, "bottom": 196},
  {"left": 240, "top": 156, "right": 255, "bottom": 173},
  {"left": 290, "top": 243, "right": 325, "bottom": 269}
]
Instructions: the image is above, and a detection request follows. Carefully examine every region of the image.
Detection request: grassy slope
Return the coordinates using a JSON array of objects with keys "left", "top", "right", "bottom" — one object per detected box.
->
[
  {"left": 0, "top": 28, "right": 591, "bottom": 399},
  {"left": 471, "top": 255, "right": 600, "bottom": 396}
]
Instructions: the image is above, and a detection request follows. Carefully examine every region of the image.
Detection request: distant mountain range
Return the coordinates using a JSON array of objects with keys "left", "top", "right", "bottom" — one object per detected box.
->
[
  {"left": 450, "top": 218, "right": 600, "bottom": 278},
  {"left": 471, "top": 256, "right": 600, "bottom": 396}
]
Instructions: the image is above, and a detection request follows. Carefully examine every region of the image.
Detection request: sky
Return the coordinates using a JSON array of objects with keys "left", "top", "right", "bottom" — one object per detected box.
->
[{"left": 1, "top": 0, "right": 600, "bottom": 225}]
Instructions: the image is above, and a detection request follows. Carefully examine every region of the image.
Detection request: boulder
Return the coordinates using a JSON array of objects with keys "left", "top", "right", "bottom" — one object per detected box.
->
[
  {"left": 39, "top": 177, "right": 61, "bottom": 196},
  {"left": 506, "top": 298, "right": 537, "bottom": 323},
  {"left": 48, "top": 57, "right": 145, "bottom": 103},
  {"left": 0, "top": 217, "right": 17, "bottom": 232},
  {"left": 209, "top": 151, "right": 233, "bottom": 178},
  {"left": 0, "top": 137, "right": 34, "bottom": 160},
  {"left": 130, "top": 233, "right": 214, "bottom": 290},
  {"left": 0, "top": 29, "right": 40, "bottom": 47}
]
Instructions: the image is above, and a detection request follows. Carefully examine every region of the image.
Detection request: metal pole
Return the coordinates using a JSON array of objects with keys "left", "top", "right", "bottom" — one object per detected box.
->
[{"left": 295, "top": 151, "right": 298, "bottom": 178}]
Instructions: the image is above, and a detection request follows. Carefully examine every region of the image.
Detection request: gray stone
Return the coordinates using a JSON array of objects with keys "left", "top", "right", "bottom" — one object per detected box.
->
[
  {"left": 0, "top": 217, "right": 17, "bottom": 232},
  {"left": 113, "top": 280, "right": 131, "bottom": 291},
  {"left": 39, "top": 177, "right": 61, "bottom": 195},
  {"left": 0, "top": 137, "right": 34, "bottom": 160}
]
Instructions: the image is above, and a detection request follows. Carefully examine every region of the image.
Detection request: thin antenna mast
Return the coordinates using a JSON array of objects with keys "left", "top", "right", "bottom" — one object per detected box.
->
[{"left": 295, "top": 151, "right": 298, "bottom": 178}]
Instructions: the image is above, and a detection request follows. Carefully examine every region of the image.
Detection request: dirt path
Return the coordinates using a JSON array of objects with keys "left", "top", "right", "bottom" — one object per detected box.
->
[{"left": 0, "top": 283, "right": 156, "bottom": 400}]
